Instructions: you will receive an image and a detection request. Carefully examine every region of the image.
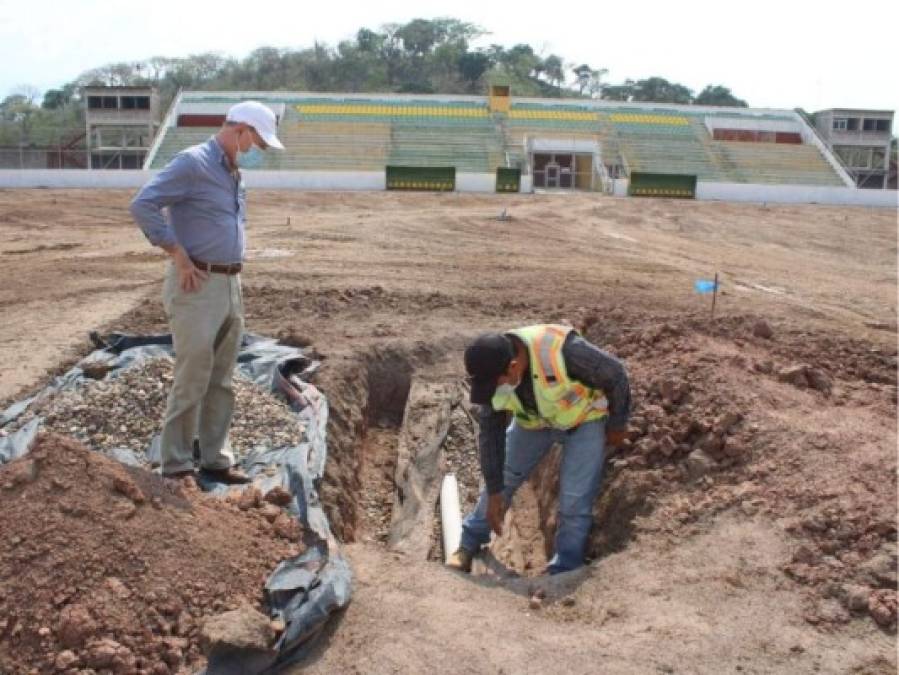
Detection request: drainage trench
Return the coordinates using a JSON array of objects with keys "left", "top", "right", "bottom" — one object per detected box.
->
[{"left": 319, "top": 345, "right": 621, "bottom": 579}]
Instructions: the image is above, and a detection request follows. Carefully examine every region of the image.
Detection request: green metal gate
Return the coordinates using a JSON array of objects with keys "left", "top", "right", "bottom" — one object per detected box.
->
[
  {"left": 629, "top": 172, "right": 697, "bottom": 198},
  {"left": 386, "top": 166, "right": 455, "bottom": 191},
  {"left": 496, "top": 167, "right": 521, "bottom": 193}
]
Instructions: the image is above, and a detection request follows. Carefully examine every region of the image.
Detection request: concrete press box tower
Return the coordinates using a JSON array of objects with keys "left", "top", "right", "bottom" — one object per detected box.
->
[{"left": 84, "top": 86, "right": 161, "bottom": 169}]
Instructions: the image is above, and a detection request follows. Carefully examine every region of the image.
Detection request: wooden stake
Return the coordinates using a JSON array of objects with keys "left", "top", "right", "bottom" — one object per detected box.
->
[{"left": 711, "top": 271, "right": 719, "bottom": 318}]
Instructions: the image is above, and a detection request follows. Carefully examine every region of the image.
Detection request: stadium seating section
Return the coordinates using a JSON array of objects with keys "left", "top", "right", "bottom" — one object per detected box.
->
[{"left": 147, "top": 94, "right": 845, "bottom": 187}]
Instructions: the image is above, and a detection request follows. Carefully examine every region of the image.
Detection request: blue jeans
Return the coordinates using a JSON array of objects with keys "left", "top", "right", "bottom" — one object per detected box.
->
[{"left": 460, "top": 419, "right": 606, "bottom": 574}]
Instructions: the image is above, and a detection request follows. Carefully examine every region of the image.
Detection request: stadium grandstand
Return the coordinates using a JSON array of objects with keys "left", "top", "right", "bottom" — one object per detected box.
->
[{"left": 146, "top": 87, "right": 854, "bottom": 197}]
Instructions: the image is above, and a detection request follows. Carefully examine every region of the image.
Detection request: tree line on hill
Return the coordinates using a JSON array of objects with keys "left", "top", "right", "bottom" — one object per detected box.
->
[{"left": 1, "top": 17, "right": 748, "bottom": 147}]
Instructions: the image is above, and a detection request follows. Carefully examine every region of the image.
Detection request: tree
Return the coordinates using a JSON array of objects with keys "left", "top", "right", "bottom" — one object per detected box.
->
[
  {"left": 1, "top": 90, "right": 40, "bottom": 138},
  {"left": 457, "top": 51, "right": 491, "bottom": 91},
  {"left": 572, "top": 64, "right": 607, "bottom": 98},
  {"left": 601, "top": 80, "right": 635, "bottom": 101},
  {"left": 503, "top": 44, "right": 541, "bottom": 81},
  {"left": 541, "top": 55, "right": 565, "bottom": 92},
  {"left": 356, "top": 28, "right": 384, "bottom": 54},
  {"left": 694, "top": 85, "right": 747, "bottom": 107},
  {"left": 42, "top": 89, "right": 70, "bottom": 109},
  {"left": 631, "top": 77, "right": 693, "bottom": 104},
  {"left": 397, "top": 18, "right": 442, "bottom": 56}
]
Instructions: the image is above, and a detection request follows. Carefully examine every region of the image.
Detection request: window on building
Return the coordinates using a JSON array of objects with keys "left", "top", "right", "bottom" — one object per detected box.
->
[
  {"left": 862, "top": 118, "right": 890, "bottom": 132},
  {"left": 872, "top": 149, "right": 886, "bottom": 168},
  {"left": 121, "top": 97, "right": 136, "bottom": 110},
  {"left": 87, "top": 96, "right": 103, "bottom": 109},
  {"left": 102, "top": 96, "right": 118, "bottom": 109},
  {"left": 847, "top": 118, "right": 859, "bottom": 130},
  {"left": 833, "top": 119, "right": 848, "bottom": 131},
  {"left": 136, "top": 97, "right": 150, "bottom": 110}
]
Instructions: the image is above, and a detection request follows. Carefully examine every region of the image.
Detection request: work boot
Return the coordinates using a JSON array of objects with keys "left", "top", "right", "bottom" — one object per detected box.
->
[
  {"left": 447, "top": 547, "right": 474, "bottom": 573},
  {"left": 162, "top": 469, "right": 197, "bottom": 481},
  {"left": 201, "top": 466, "right": 251, "bottom": 484}
]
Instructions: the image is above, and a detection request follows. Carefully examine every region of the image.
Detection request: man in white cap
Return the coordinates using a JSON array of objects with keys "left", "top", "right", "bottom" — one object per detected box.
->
[{"left": 130, "top": 101, "right": 284, "bottom": 482}]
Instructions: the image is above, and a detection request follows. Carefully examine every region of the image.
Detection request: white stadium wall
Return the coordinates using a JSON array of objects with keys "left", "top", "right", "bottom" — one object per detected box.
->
[
  {"left": 242, "top": 171, "right": 385, "bottom": 190},
  {"left": 0, "top": 170, "right": 153, "bottom": 189},
  {"left": 695, "top": 182, "right": 898, "bottom": 207},
  {"left": 454, "top": 173, "right": 497, "bottom": 193},
  {"left": 0, "top": 170, "right": 895, "bottom": 208},
  {"left": 0, "top": 169, "right": 484, "bottom": 193}
]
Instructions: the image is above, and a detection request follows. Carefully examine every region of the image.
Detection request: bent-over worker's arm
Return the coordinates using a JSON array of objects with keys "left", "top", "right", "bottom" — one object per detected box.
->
[
  {"left": 563, "top": 332, "right": 631, "bottom": 431},
  {"left": 477, "top": 404, "right": 507, "bottom": 495}
]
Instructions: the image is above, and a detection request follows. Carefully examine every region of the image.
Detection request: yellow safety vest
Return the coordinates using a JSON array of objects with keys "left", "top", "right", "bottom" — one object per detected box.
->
[{"left": 491, "top": 324, "right": 609, "bottom": 430}]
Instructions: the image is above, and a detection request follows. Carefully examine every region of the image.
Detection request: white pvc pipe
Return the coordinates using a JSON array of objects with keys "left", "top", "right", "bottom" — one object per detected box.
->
[{"left": 440, "top": 473, "right": 462, "bottom": 564}]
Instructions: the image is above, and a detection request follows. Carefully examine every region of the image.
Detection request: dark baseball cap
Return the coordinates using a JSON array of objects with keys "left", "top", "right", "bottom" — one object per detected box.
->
[{"left": 464, "top": 333, "right": 514, "bottom": 405}]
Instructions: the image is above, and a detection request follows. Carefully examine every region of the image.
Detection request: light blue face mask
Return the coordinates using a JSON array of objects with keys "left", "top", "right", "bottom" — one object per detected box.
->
[
  {"left": 495, "top": 383, "right": 517, "bottom": 397},
  {"left": 236, "top": 133, "right": 265, "bottom": 169}
]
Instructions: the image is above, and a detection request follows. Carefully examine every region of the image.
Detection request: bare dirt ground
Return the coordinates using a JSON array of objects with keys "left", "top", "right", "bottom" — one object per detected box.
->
[{"left": 0, "top": 189, "right": 896, "bottom": 674}]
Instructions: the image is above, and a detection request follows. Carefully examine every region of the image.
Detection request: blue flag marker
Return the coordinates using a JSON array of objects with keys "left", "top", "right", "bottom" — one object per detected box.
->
[{"left": 694, "top": 279, "right": 718, "bottom": 294}]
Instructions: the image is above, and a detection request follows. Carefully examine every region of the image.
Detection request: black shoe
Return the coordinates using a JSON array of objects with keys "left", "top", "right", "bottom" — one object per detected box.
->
[
  {"left": 162, "top": 469, "right": 197, "bottom": 480},
  {"left": 201, "top": 467, "right": 251, "bottom": 484}
]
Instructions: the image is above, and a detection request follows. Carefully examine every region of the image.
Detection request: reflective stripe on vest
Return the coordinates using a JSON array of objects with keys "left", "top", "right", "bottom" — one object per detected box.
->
[{"left": 491, "top": 324, "right": 608, "bottom": 430}]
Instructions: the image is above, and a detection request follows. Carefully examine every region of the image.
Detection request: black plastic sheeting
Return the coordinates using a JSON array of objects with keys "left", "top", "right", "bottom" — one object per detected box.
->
[{"left": 0, "top": 333, "right": 351, "bottom": 673}]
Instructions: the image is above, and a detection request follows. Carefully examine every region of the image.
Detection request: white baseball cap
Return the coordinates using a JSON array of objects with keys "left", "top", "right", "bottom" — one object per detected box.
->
[{"left": 226, "top": 100, "right": 284, "bottom": 150}]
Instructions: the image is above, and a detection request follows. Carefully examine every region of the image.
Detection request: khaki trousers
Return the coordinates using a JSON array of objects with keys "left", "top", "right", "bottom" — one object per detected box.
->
[{"left": 159, "top": 263, "right": 243, "bottom": 474}]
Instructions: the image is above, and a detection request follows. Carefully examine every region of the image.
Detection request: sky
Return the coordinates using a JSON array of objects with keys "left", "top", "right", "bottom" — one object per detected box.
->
[{"left": 1, "top": 0, "right": 897, "bottom": 116}]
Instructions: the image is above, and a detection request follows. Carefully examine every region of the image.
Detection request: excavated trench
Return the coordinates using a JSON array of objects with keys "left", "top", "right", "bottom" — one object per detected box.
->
[{"left": 317, "top": 343, "right": 654, "bottom": 579}]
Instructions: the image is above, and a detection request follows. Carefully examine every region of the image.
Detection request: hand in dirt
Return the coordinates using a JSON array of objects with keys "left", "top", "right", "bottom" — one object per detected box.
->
[
  {"left": 487, "top": 492, "right": 506, "bottom": 536},
  {"left": 606, "top": 428, "right": 629, "bottom": 448},
  {"left": 172, "top": 246, "right": 208, "bottom": 293}
]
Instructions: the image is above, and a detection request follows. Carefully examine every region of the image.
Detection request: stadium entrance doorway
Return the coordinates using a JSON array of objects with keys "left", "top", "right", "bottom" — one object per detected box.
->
[{"left": 532, "top": 152, "right": 594, "bottom": 190}]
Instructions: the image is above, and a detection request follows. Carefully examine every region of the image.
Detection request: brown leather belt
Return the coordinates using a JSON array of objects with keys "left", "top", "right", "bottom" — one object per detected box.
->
[{"left": 190, "top": 257, "right": 242, "bottom": 275}]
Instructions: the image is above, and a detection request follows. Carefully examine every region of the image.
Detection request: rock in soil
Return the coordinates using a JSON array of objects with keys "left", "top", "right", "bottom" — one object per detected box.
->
[
  {"left": 263, "top": 485, "right": 293, "bottom": 507},
  {"left": 200, "top": 606, "right": 278, "bottom": 673},
  {"left": 868, "top": 590, "right": 898, "bottom": 627},
  {"left": 752, "top": 319, "right": 774, "bottom": 339},
  {"left": 200, "top": 606, "right": 276, "bottom": 653},
  {"left": 684, "top": 449, "right": 716, "bottom": 480}
]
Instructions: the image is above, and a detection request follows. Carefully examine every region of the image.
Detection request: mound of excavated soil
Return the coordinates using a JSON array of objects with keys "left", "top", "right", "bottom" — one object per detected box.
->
[{"left": 0, "top": 434, "right": 301, "bottom": 674}]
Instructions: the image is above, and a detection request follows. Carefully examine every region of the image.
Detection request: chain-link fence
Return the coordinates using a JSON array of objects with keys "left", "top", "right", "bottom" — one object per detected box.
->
[
  {"left": 0, "top": 146, "right": 90, "bottom": 169},
  {"left": 0, "top": 125, "right": 91, "bottom": 169}
]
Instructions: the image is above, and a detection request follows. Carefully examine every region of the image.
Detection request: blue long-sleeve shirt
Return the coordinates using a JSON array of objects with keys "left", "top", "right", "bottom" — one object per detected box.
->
[
  {"left": 478, "top": 332, "right": 630, "bottom": 494},
  {"left": 130, "top": 138, "right": 246, "bottom": 264}
]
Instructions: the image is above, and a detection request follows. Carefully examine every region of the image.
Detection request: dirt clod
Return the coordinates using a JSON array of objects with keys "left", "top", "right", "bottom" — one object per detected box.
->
[
  {"left": 237, "top": 485, "right": 263, "bottom": 511},
  {"left": 113, "top": 475, "right": 145, "bottom": 504},
  {"left": 263, "top": 486, "right": 293, "bottom": 507},
  {"left": 752, "top": 320, "right": 774, "bottom": 339},
  {"left": 57, "top": 604, "right": 97, "bottom": 649},
  {"left": 200, "top": 606, "right": 276, "bottom": 653},
  {"left": 868, "top": 590, "right": 898, "bottom": 627}
]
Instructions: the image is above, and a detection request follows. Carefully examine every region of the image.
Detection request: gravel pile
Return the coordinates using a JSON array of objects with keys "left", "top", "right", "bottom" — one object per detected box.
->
[{"left": 4, "top": 357, "right": 303, "bottom": 463}]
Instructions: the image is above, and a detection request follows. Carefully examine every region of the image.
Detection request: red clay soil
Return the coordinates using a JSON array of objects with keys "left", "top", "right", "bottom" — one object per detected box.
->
[{"left": 0, "top": 434, "right": 301, "bottom": 674}]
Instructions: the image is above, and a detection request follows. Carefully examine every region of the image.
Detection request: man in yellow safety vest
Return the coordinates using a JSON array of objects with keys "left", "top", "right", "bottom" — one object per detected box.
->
[{"left": 449, "top": 324, "right": 630, "bottom": 574}]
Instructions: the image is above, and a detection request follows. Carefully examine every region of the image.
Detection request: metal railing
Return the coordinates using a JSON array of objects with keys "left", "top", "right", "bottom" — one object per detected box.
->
[
  {"left": 792, "top": 111, "right": 856, "bottom": 187},
  {"left": 143, "top": 88, "right": 184, "bottom": 170}
]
